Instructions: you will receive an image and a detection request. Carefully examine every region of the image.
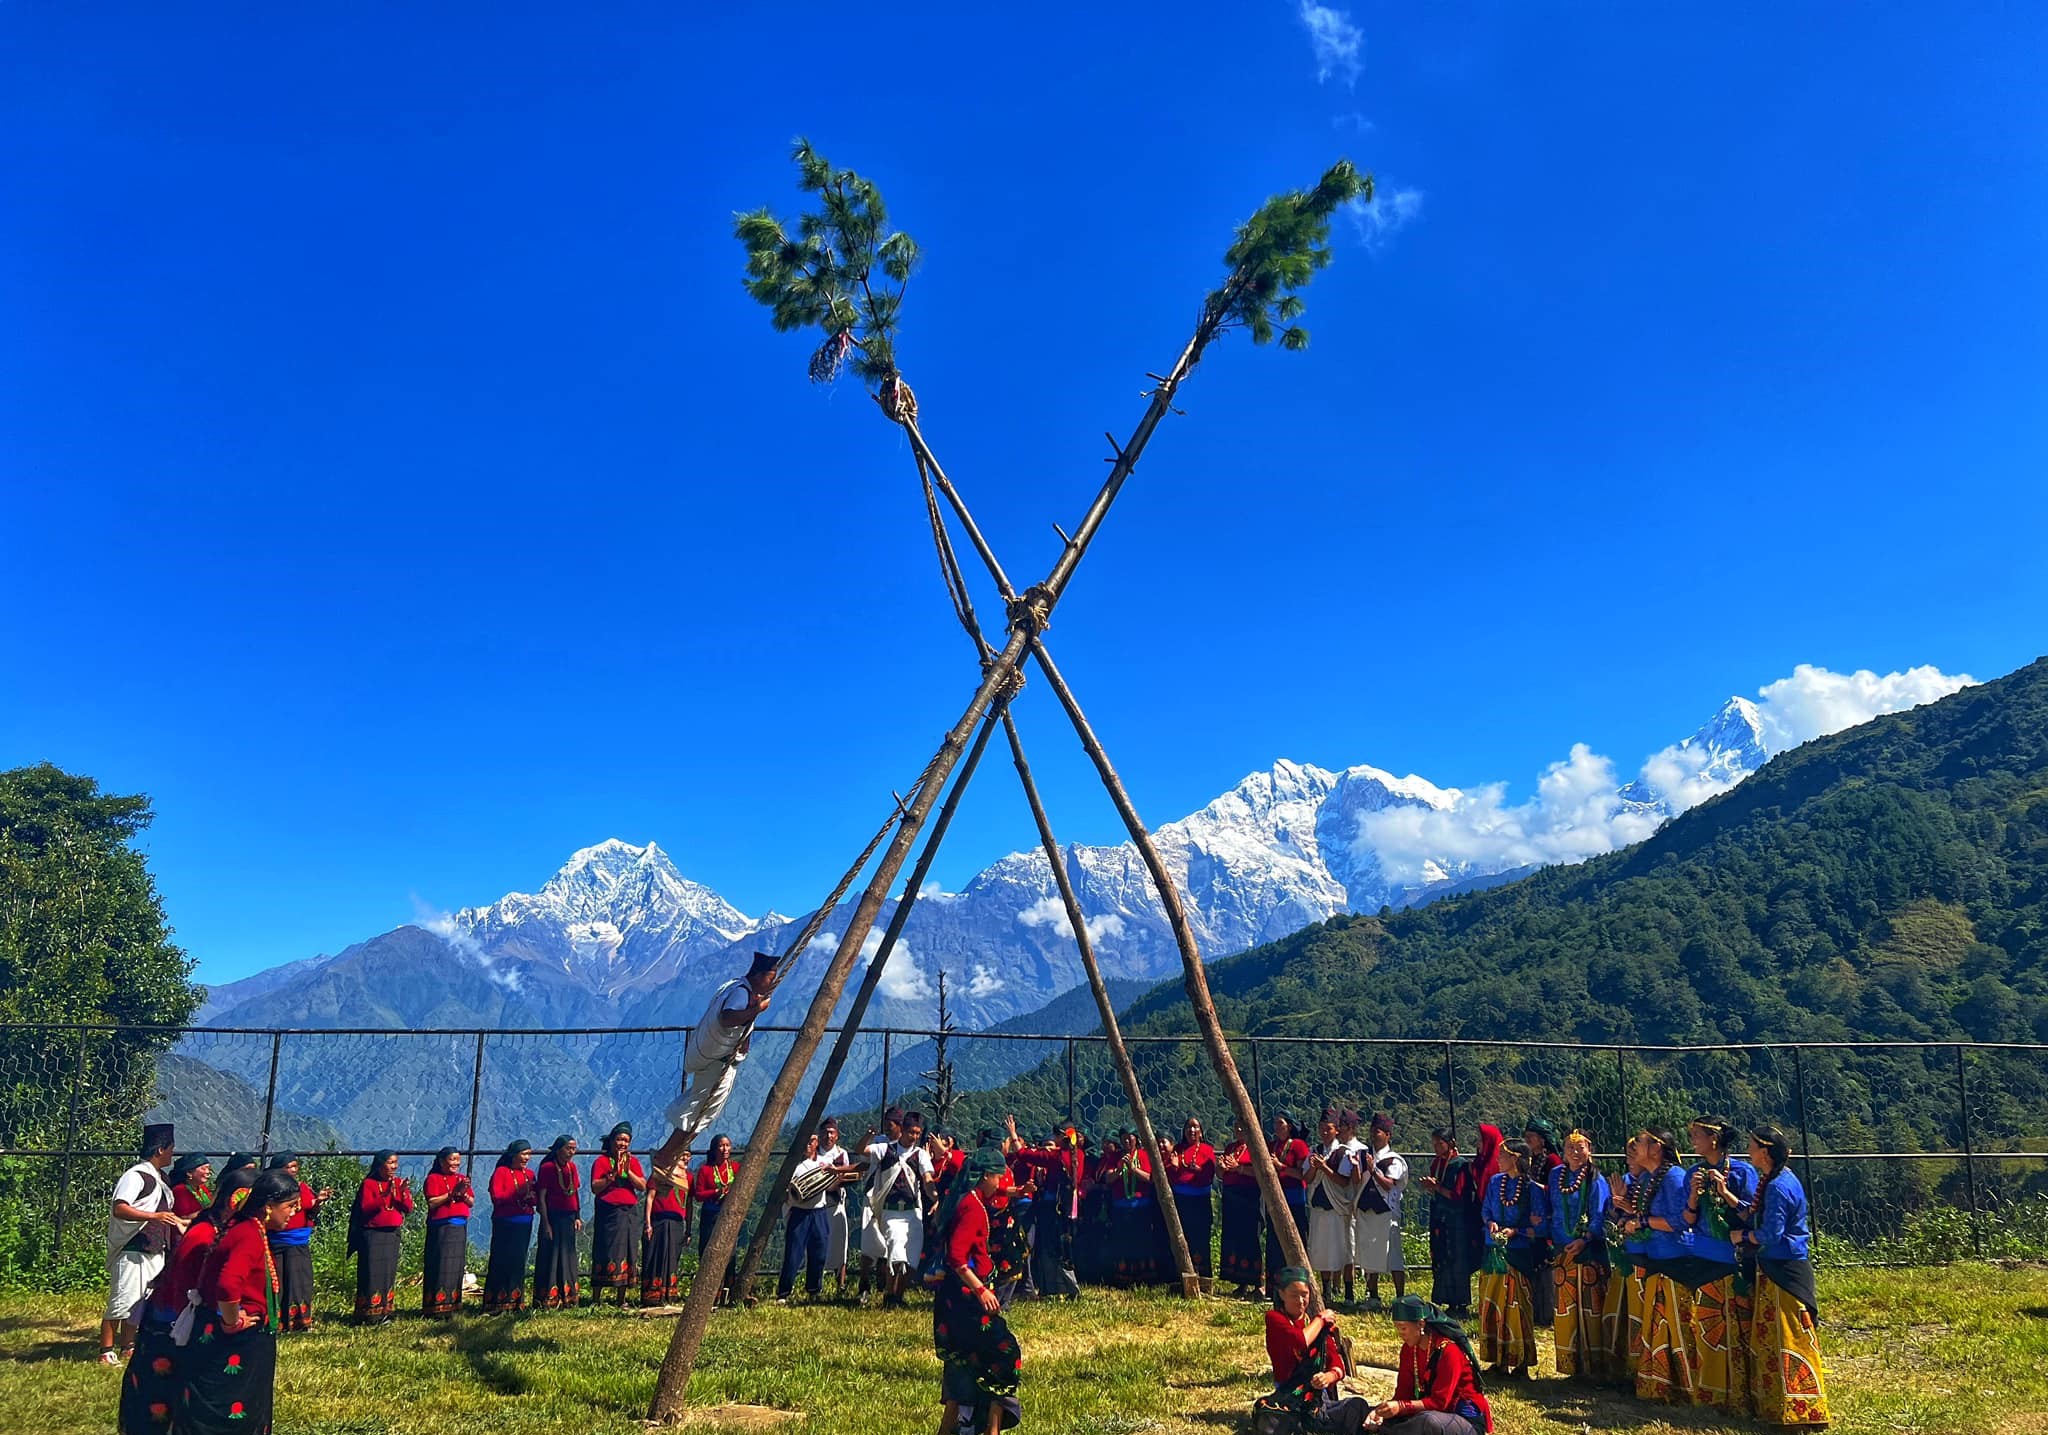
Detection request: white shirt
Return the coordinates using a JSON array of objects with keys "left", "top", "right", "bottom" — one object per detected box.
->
[
  {"left": 790, "top": 1155, "right": 832, "bottom": 1210},
  {"left": 865, "top": 1141, "right": 933, "bottom": 1207},
  {"left": 1367, "top": 1142, "right": 1409, "bottom": 1215},
  {"left": 683, "top": 980, "right": 756, "bottom": 1069},
  {"left": 108, "top": 1161, "right": 169, "bottom": 1253},
  {"left": 818, "top": 1143, "right": 851, "bottom": 1204}
]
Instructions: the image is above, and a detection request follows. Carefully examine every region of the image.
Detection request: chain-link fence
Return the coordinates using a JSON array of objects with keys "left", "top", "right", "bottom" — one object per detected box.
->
[{"left": 0, "top": 1023, "right": 2041, "bottom": 1287}]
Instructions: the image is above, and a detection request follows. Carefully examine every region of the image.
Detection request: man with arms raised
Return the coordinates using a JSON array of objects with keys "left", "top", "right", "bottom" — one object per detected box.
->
[{"left": 650, "top": 950, "right": 780, "bottom": 1189}]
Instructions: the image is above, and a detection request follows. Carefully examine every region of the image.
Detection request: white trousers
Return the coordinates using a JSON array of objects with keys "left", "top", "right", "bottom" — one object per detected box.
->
[
  {"left": 662, "top": 1054, "right": 740, "bottom": 1144},
  {"left": 861, "top": 1209, "right": 922, "bottom": 1270},
  {"left": 105, "top": 1248, "right": 163, "bottom": 1322},
  {"left": 1353, "top": 1209, "right": 1405, "bottom": 1272}
]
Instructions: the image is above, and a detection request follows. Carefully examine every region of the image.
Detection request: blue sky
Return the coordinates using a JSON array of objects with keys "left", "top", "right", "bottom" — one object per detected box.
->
[{"left": 3, "top": 4, "right": 2044, "bottom": 986}]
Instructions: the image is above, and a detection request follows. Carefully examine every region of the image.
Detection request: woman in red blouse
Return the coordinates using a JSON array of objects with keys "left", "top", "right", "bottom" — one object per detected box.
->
[
  {"left": 1266, "top": 1114, "right": 1312, "bottom": 1299},
  {"left": 1105, "top": 1130, "right": 1165, "bottom": 1287},
  {"left": 484, "top": 1139, "right": 537, "bottom": 1314},
  {"left": 168, "top": 1155, "right": 212, "bottom": 1220},
  {"left": 1262, "top": 1264, "right": 1369, "bottom": 1433},
  {"left": 690, "top": 1135, "right": 740, "bottom": 1306},
  {"left": 177, "top": 1169, "right": 300, "bottom": 1435},
  {"left": 1166, "top": 1116, "right": 1218, "bottom": 1285},
  {"left": 422, "top": 1147, "right": 475, "bottom": 1316},
  {"left": 1216, "top": 1118, "right": 1264, "bottom": 1295},
  {"left": 534, "top": 1134, "right": 583, "bottom": 1309},
  {"left": 118, "top": 1166, "right": 255, "bottom": 1435},
  {"left": 641, "top": 1154, "right": 689, "bottom": 1307},
  {"left": 1375, "top": 1294, "right": 1494, "bottom": 1433},
  {"left": 934, "top": 1147, "right": 1022, "bottom": 1434},
  {"left": 263, "top": 1154, "right": 329, "bottom": 1332},
  {"left": 347, "top": 1151, "right": 414, "bottom": 1324},
  {"left": 590, "top": 1122, "right": 646, "bottom": 1304}
]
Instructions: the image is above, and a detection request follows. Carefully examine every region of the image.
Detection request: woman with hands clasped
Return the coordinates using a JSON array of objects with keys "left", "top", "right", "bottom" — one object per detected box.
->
[{"left": 423, "top": 1147, "right": 477, "bottom": 1315}]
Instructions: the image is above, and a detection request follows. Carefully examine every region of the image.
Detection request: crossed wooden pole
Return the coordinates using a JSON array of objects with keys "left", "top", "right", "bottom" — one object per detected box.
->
[{"left": 648, "top": 300, "right": 1319, "bottom": 1421}]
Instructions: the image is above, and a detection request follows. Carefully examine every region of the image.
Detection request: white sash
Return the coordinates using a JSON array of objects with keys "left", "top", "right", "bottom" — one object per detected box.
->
[
  {"left": 169, "top": 1289, "right": 201, "bottom": 1347},
  {"left": 867, "top": 1146, "right": 916, "bottom": 1221}
]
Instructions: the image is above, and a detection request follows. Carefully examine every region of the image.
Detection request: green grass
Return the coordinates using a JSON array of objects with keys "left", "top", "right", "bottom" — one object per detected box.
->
[{"left": 6, "top": 1265, "right": 2045, "bottom": 1433}]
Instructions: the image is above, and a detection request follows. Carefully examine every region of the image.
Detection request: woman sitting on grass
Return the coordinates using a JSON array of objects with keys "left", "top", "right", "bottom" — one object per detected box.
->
[
  {"left": 1372, "top": 1294, "right": 1493, "bottom": 1433},
  {"left": 934, "top": 1146, "right": 1023, "bottom": 1434},
  {"left": 1261, "top": 1266, "right": 1370, "bottom": 1434}
]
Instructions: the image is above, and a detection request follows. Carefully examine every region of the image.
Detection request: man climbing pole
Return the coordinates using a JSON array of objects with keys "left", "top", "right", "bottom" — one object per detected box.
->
[{"left": 650, "top": 950, "right": 781, "bottom": 1188}]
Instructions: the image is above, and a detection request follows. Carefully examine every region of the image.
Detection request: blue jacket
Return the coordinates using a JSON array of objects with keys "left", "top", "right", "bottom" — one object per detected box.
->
[
  {"left": 1685, "top": 1158, "right": 1759, "bottom": 1265},
  {"left": 1547, "top": 1165, "right": 1609, "bottom": 1248},
  {"left": 1641, "top": 1164, "right": 1693, "bottom": 1262},
  {"left": 1482, "top": 1171, "right": 1548, "bottom": 1250},
  {"left": 1750, "top": 1168, "right": 1812, "bottom": 1261}
]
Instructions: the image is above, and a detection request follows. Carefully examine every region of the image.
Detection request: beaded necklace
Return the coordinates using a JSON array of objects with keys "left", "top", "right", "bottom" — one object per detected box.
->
[
  {"left": 1497, "top": 1173, "right": 1528, "bottom": 1232},
  {"left": 1557, "top": 1165, "right": 1592, "bottom": 1237}
]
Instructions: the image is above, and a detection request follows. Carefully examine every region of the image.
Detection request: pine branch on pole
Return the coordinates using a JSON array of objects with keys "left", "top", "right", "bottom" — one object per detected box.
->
[
  {"left": 728, "top": 707, "right": 1004, "bottom": 1303},
  {"left": 1003, "top": 711, "right": 1200, "bottom": 1295}
]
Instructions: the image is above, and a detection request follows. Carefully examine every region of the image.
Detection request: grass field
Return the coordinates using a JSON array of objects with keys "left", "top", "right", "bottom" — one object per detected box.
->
[{"left": 5, "top": 1265, "right": 2043, "bottom": 1433}]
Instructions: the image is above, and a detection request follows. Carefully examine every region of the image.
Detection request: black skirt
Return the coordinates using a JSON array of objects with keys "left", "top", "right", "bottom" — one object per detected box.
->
[
  {"left": 934, "top": 1273, "right": 1022, "bottom": 1430},
  {"left": 533, "top": 1213, "right": 581, "bottom": 1309},
  {"left": 118, "top": 1313, "right": 179, "bottom": 1435},
  {"left": 483, "top": 1218, "right": 531, "bottom": 1314},
  {"left": 1109, "top": 1198, "right": 1167, "bottom": 1286},
  {"left": 591, "top": 1201, "right": 638, "bottom": 1289},
  {"left": 1173, "top": 1187, "right": 1215, "bottom": 1279},
  {"left": 269, "top": 1240, "right": 316, "bottom": 1331},
  {"left": 1220, "top": 1182, "right": 1262, "bottom": 1285},
  {"left": 424, "top": 1219, "right": 468, "bottom": 1314},
  {"left": 642, "top": 1213, "right": 685, "bottom": 1305},
  {"left": 177, "top": 1315, "right": 276, "bottom": 1434},
  {"left": 695, "top": 1198, "right": 731, "bottom": 1294},
  {"left": 353, "top": 1226, "right": 400, "bottom": 1322}
]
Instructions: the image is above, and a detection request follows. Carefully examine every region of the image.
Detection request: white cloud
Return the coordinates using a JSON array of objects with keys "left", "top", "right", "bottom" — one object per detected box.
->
[
  {"left": 412, "top": 898, "right": 523, "bottom": 993},
  {"left": 1355, "top": 663, "right": 1975, "bottom": 887},
  {"left": 966, "top": 964, "right": 1004, "bottom": 998},
  {"left": 1751, "top": 663, "right": 1973, "bottom": 752},
  {"left": 1017, "top": 895, "right": 1126, "bottom": 945},
  {"left": 866, "top": 929, "right": 934, "bottom": 1003},
  {"left": 1346, "top": 186, "right": 1424, "bottom": 249},
  {"left": 1299, "top": 0, "right": 1364, "bottom": 86},
  {"left": 1332, "top": 111, "right": 1374, "bottom": 134}
]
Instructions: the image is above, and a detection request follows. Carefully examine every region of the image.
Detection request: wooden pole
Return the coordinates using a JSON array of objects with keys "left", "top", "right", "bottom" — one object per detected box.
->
[
  {"left": 1004, "top": 712, "right": 1199, "bottom": 1294},
  {"left": 1025, "top": 636, "right": 1316, "bottom": 1292},
  {"left": 729, "top": 706, "right": 1005, "bottom": 1302}
]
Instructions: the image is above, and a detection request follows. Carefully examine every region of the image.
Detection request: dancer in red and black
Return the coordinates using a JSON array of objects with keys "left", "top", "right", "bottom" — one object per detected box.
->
[
  {"left": 422, "top": 1147, "right": 475, "bottom": 1315},
  {"left": 933, "top": 1147, "right": 1023, "bottom": 1434},
  {"left": 590, "top": 1123, "right": 645, "bottom": 1306},
  {"left": 1167, "top": 1116, "right": 1217, "bottom": 1286},
  {"left": 263, "top": 1154, "right": 329, "bottom": 1332},
  {"left": 178, "top": 1168, "right": 301, "bottom": 1435},
  {"left": 534, "top": 1134, "right": 583, "bottom": 1310},
  {"left": 642, "top": 1156, "right": 688, "bottom": 1306},
  {"left": 169, "top": 1155, "right": 213, "bottom": 1220},
  {"left": 1216, "top": 1118, "right": 1263, "bottom": 1297},
  {"left": 347, "top": 1152, "right": 412, "bottom": 1324},
  {"left": 484, "top": 1139, "right": 536, "bottom": 1314},
  {"left": 118, "top": 1164, "right": 256, "bottom": 1435}
]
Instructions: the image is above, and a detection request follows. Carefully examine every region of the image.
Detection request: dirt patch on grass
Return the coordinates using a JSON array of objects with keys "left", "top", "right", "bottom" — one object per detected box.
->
[{"left": 671, "top": 1404, "right": 801, "bottom": 1431}]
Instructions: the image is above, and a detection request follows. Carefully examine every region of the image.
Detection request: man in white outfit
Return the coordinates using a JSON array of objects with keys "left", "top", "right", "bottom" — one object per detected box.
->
[
  {"left": 650, "top": 951, "right": 781, "bottom": 1188},
  {"left": 1354, "top": 1111, "right": 1409, "bottom": 1309},
  {"left": 1305, "top": 1106, "right": 1360, "bottom": 1305},
  {"left": 860, "top": 1108, "right": 934, "bottom": 1308},
  {"left": 101, "top": 1122, "right": 185, "bottom": 1364}
]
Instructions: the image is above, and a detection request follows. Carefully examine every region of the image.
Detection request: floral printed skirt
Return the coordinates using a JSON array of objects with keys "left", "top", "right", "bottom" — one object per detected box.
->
[
  {"left": 177, "top": 1318, "right": 276, "bottom": 1434},
  {"left": 933, "top": 1274, "right": 1022, "bottom": 1431},
  {"left": 1751, "top": 1272, "right": 1831, "bottom": 1426}
]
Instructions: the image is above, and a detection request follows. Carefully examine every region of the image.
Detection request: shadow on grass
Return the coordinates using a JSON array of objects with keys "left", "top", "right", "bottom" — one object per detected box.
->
[{"left": 448, "top": 1315, "right": 565, "bottom": 1396}]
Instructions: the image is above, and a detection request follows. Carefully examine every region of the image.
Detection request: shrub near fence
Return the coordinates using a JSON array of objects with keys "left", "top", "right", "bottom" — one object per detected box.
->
[{"left": 0, "top": 1024, "right": 2043, "bottom": 1289}]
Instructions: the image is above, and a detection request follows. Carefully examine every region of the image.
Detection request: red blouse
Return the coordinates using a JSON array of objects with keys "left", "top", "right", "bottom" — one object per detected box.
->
[
  {"left": 1218, "top": 1141, "right": 1259, "bottom": 1189},
  {"left": 171, "top": 1182, "right": 209, "bottom": 1219},
  {"left": 1276, "top": 1138, "right": 1312, "bottom": 1190},
  {"left": 650, "top": 1185, "right": 688, "bottom": 1219},
  {"left": 200, "top": 1217, "right": 276, "bottom": 1322},
  {"left": 150, "top": 1216, "right": 219, "bottom": 1318},
  {"left": 1266, "top": 1308, "right": 1347, "bottom": 1387},
  {"left": 538, "top": 1158, "right": 581, "bottom": 1214},
  {"left": 692, "top": 1159, "right": 739, "bottom": 1203},
  {"left": 1170, "top": 1142, "right": 1217, "bottom": 1189},
  {"left": 280, "top": 1180, "right": 322, "bottom": 1232},
  {"left": 1395, "top": 1335, "right": 1493, "bottom": 1431},
  {"left": 945, "top": 1190, "right": 992, "bottom": 1281},
  {"left": 490, "top": 1166, "right": 537, "bottom": 1218},
  {"left": 424, "top": 1171, "right": 473, "bottom": 1221},
  {"left": 592, "top": 1154, "right": 644, "bottom": 1206},
  {"left": 357, "top": 1177, "right": 414, "bottom": 1229}
]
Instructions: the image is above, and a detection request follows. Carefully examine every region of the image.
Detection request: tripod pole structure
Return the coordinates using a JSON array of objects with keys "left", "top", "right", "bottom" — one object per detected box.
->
[
  {"left": 1003, "top": 710, "right": 1201, "bottom": 1295},
  {"left": 730, "top": 705, "right": 1007, "bottom": 1303}
]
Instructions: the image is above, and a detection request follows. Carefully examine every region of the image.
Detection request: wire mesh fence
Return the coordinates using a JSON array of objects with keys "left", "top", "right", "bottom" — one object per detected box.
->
[{"left": 0, "top": 1022, "right": 2041, "bottom": 1288}]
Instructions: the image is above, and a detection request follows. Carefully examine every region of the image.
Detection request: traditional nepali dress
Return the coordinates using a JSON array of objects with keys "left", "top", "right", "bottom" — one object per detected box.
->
[
  {"left": 934, "top": 1191, "right": 1022, "bottom": 1431},
  {"left": 1013, "top": 1146, "right": 1081, "bottom": 1299},
  {"left": 485, "top": 1165, "right": 536, "bottom": 1314},
  {"left": 350, "top": 1177, "right": 412, "bottom": 1322},
  {"left": 1633, "top": 1165, "right": 1699, "bottom": 1405},
  {"left": 1392, "top": 1331, "right": 1495, "bottom": 1433},
  {"left": 1600, "top": 1172, "right": 1649, "bottom": 1386},
  {"left": 1747, "top": 1169, "right": 1829, "bottom": 1426},
  {"left": 1546, "top": 1164, "right": 1610, "bottom": 1379},
  {"left": 1260, "top": 1307, "right": 1371, "bottom": 1434},
  {"left": 1685, "top": 1157, "right": 1760, "bottom": 1414},
  {"left": 1168, "top": 1141, "right": 1216, "bottom": 1281},
  {"left": 642, "top": 1184, "right": 687, "bottom": 1305},
  {"left": 590, "top": 1153, "right": 643, "bottom": 1291},
  {"left": 1265, "top": 1137, "right": 1312, "bottom": 1284},
  {"left": 1107, "top": 1150, "right": 1167, "bottom": 1286},
  {"left": 268, "top": 1183, "right": 320, "bottom": 1331},
  {"left": 1074, "top": 1154, "right": 1112, "bottom": 1285},
  {"left": 179, "top": 1216, "right": 280, "bottom": 1435},
  {"left": 1307, "top": 1140, "right": 1362, "bottom": 1275},
  {"left": 1427, "top": 1150, "right": 1477, "bottom": 1312},
  {"left": 693, "top": 1157, "right": 740, "bottom": 1294},
  {"left": 422, "top": 1171, "right": 473, "bottom": 1314},
  {"left": 1525, "top": 1149, "right": 1562, "bottom": 1328},
  {"left": 1217, "top": 1143, "right": 1263, "bottom": 1288},
  {"left": 120, "top": 1214, "right": 217, "bottom": 1435},
  {"left": 1476, "top": 1172, "right": 1545, "bottom": 1372},
  {"left": 171, "top": 1179, "right": 211, "bottom": 1220},
  {"left": 533, "top": 1157, "right": 582, "bottom": 1309},
  {"left": 988, "top": 1172, "right": 1029, "bottom": 1302}
]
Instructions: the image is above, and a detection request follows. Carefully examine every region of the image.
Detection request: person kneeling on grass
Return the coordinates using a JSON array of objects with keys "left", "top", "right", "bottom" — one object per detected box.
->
[
  {"left": 1369, "top": 1295, "right": 1494, "bottom": 1433},
  {"left": 1259, "top": 1266, "right": 1371, "bottom": 1434}
]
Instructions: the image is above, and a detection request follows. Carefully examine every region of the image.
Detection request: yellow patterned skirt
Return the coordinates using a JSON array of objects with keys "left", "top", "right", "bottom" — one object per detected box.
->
[
  {"left": 1554, "top": 1258, "right": 1610, "bottom": 1379},
  {"left": 1601, "top": 1262, "right": 1644, "bottom": 1386},
  {"left": 1750, "top": 1272, "right": 1831, "bottom": 1426},
  {"left": 1476, "top": 1260, "right": 1538, "bottom": 1371},
  {"left": 1691, "top": 1272, "right": 1753, "bottom": 1413},
  {"left": 1635, "top": 1271, "right": 1699, "bottom": 1404}
]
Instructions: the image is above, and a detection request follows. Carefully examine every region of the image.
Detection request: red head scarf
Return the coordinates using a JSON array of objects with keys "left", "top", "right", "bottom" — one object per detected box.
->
[{"left": 1473, "top": 1123, "right": 1506, "bottom": 1192}]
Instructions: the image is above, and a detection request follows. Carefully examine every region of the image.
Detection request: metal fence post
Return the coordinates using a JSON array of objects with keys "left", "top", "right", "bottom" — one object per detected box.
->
[
  {"left": 1064, "top": 1038, "right": 1077, "bottom": 1127},
  {"left": 1955, "top": 1044, "right": 1982, "bottom": 1258},
  {"left": 1615, "top": 1047, "right": 1630, "bottom": 1150},
  {"left": 1790, "top": 1044, "right": 1819, "bottom": 1246},
  {"left": 878, "top": 1031, "right": 891, "bottom": 1124},
  {"left": 464, "top": 1032, "right": 487, "bottom": 1172},
  {"left": 257, "top": 1032, "right": 282, "bottom": 1157},
  {"left": 50, "top": 1028, "right": 91, "bottom": 1264},
  {"left": 1249, "top": 1038, "right": 1264, "bottom": 1116},
  {"left": 1443, "top": 1041, "right": 1458, "bottom": 1141}
]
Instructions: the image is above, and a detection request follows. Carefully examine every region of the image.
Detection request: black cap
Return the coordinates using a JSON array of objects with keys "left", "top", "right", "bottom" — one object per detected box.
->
[{"left": 142, "top": 1123, "right": 174, "bottom": 1156}]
